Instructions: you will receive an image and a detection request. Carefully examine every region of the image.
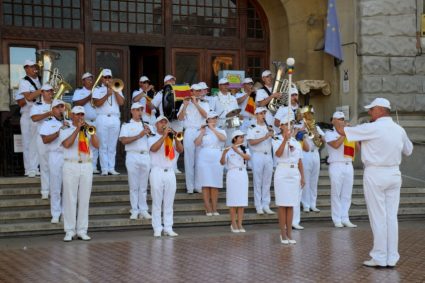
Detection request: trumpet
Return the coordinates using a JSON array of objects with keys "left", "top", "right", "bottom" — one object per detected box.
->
[
  {"left": 82, "top": 124, "right": 96, "bottom": 135},
  {"left": 162, "top": 126, "right": 184, "bottom": 141}
]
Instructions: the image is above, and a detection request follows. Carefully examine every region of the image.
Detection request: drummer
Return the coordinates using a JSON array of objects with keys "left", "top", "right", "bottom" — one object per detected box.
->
[{"left": 211, "top": 78, "right": 239, "bottom": 145}]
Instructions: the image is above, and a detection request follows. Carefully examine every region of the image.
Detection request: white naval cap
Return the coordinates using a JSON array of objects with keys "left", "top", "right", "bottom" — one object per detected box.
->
[
  {"left": 102, "top": 69, "right": 112, "bottom": 77},
  {"left": 332, "top": 111, "right": 345, "bottom": 119},
  {"left": 231, "top": 130, "right": 246, "bottom": 141},
  {"left": 198, "top": 82, "right": 208, "bottom": 89},
  {"left": 41, "top": 84, "right": 53, "bottom": 91},
  {"left": 255, "top": 107, "right": 267, "bottom": 114},
  {"left": 190, "top": 83, "right": 202, "bottom": 90},
  {"left": 82, "top": 72, "right": 93, "bottom": 80},
  {"left": 262, "top": 70, "right": 272, "bottom": 77},
  {"left": 71, "top": 106, "right": 85, "bottom": 114},
  {"left": 289, "top": 86, "right": 299, "bottom": 95},
  {"left": 131, "top": 102, "right": 144, "bottom": 110},
  {"left": 24, "top": 59, "right": 36, "bottom": 67},
  {"left": 155, "top": 115, "right": 169, "bottom": 124},
  {"left": 364, "top": 97, "right": 391, "bottom": 110},
  {"left": 163, "top": 74, "right": 176, "bottom": 83},
  {"left": 207, "top": 111, "right": 219, "bottom": 119},
  {"left": 279, "top": 110, "right": 295, "bottom": 125},
  {"left": 51, "top": 99, "right": 65, "bottom": 108},
  {"left": 242, "top": 77, "right": 254, "bottom": 84},
  {"left": 139, "top": 76, "right": 150, "bottom": 82},
  {"left": 218, "top": 78, "right": 229, "bottom": 85}
]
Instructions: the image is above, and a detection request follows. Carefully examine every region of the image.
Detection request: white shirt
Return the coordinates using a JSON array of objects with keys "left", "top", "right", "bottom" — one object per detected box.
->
[
  {"left": 246, "top": 124, "right": 272, "bottom": 154},
  {"left": 39, "top": 117, "right": 64, "bottom": 152},
  {"left": 273, "top": 137, "right": 302, "bottom": 164},
  {"left": 199, "top": 127, "right": 226, "bottom": 149},
  {"left": 275, "top": 105, "right": 299, "bottom": 123},
  {"left": 211, "top": 92, "right": 239, "bottom": 127},
  {"left": 325, "top": 128, "right": 353, "bottom": 163},
  {"left": 72, "top": 87, "right": 97, "bottom": 121},
  {"left": 303, "top": 125, "right": 325, "bottom": 152},
  {"left": 148, "top": 133, "right": 176, "bottom": 169},
  {"left": 132, "top": 88, "right": 157, "bottom": 121},
  {"left": 151, "top": 90, "right": 164, "bottom": 116},
  {"left": 30, "top": 102, "right": 51, "bottom": 133},
  {"left": 59, "top": 125, "right": 93, "bottom": 162},
  {"left": 177, "top": 100, "right": 210, "bottom": 129},
  {"left": 16, "top": 77, "right": 41, "bottom": 114},
  {"left": 225, "top": 147, "right": 250, "bottom": 170},
  {"left": 92, "top": 85, "right": 124, "bottom": 115},
  {"left": 255, "top": 86, "right": 274, "bottom": 125},
  {"left": 345, "top": 117, "right": 413, "bottom": 167},
  {"left": 119, "top": 119, "right": 149, "bottom": 152},
  {"left": 235, "top": 91, "right": 254, "bottom": 119}
]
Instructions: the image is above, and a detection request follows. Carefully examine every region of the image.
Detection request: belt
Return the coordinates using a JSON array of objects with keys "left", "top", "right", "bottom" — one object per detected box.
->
[
  {"left": 127, "top": 150, "right": 148, "bottom": 154},
  {"left": 64, "top": 158, "right": 92, "bottom": 164},
  {"left": 99, "top": 113, "right": 118, "bottom": 117},
  {"left": 277, "top": 163, "right": 296, "bottom": 168},
  {"left": 229, "top": 167, "right": 246, "bottom": 171}
]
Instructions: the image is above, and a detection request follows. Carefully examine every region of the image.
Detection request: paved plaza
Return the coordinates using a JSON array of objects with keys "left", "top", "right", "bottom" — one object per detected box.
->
[{"left": 0, "top": 220, "right": 424, "bottom": 283}]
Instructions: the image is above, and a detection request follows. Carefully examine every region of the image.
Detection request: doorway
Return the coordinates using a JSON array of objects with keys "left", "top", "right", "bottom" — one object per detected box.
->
[{"left": 129, "top": 46, "right": 164, "bottom": 93}]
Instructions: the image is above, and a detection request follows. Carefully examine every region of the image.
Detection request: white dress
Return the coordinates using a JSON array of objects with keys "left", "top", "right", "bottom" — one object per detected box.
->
[
  {"left": 225, "top": 147, "right": 250, "bottom": 207},
  {"left": 196, "top": 127, "right": 226, "bottom": 188},
  {"left": 272, "top": 137, "right": 302, "bottom": 206}
]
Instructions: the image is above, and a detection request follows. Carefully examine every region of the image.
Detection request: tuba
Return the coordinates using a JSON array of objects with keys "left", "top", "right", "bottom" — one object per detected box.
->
[
  {"left": 300, "top": 105, "right": 323, "bottom": 147},
  {"left": 268, "top": 64, "right": 290, "bottom": 115}
]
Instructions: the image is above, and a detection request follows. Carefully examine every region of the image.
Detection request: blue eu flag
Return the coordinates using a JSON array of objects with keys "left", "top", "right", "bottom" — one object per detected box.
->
[{"left": 324, "top": 0, "right": 343, "bottom": 61}]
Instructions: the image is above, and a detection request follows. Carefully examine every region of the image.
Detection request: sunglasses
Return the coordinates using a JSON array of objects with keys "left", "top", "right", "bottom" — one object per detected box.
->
[
  {"left": 55, "top": 104, "right": 65, "bottom": 108},
  {"left": 103, "top": 76, "right": 112, "bottom": 79}
]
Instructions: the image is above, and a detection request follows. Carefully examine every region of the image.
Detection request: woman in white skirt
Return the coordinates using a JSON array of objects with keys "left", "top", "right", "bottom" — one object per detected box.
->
[
  {"left": 273, "top": 111, "right": 305, "bottom": 244},
  {"left": 195, "top": 111, "right": 227, "bottom": 216},
  {"left": 220, "top": 130, "right": 251, "bottom": 233}
]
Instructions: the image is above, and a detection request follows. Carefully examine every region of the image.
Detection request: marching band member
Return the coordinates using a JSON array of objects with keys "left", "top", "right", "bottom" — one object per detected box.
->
[
  {"left": 60, "top": 106, "right": 99, "bottom": 241},
  {"left": 149, "top": 115, "right": 183, "bottom": 237},
  {"left": 335, "top": 98, "right": 413, "bottom": 267},
  {"left": 274, "top": 86, "right": 300, "bottom": 127},
  {"left": 195, "top": 111, "right": 226, "bottom": 216},
  {"left": 72, "top": 72, "right": 100, "bottom": 174},
  {"left": 247, "top": 107, "right": 275, "bottom": 215},
  {"left": 30, "top": 84, "right": 54, "bottom": 199},
  {"left": 255, "top": 70, "right": 282, "bottom": 127},
  {"left": 40, "top": 99, "right": 67, "bottom": 223},
  {"left": 119, "top": 102, "right": 152, "bottom": 220},
  {"left": 198, "top": 82, "right": 212, "bottom": 105},
  {"left": 221, "top": 130, "right": 250, "bottom": 233},
  {"left": 177, "top": 84, "right": 209, "bottom": 194},
  {"left": 132, "top": 75, "right": 157, "bottom": 125},
  {"left": 16, "top": 59, "right": 41, "bottom": 177},
  {"left": 236, "top": 77, "right": 257, "bottom": 133},
  {"left": 211, "top": 78, "right": 239, "bottom": 146},
  {"left": 92, "top": 69, "right": 124, "bottom": 176},
  {"left": 325, "top": 111, "right": 357, "bottom": 228},
  {"left": 273, "top": 111, "right": 305, "bottom": 245}
]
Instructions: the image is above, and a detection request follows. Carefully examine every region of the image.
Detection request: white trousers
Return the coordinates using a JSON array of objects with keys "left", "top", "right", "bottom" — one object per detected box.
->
[
  {"left": 126, "top": 152, "right": 150, "bottom": 214},
  {"left": 86, "top": 119, "right": 99, "bottom": 169},
  {"left": 20, "top": 112, "right": 39, "bottom": 174},
  {"left": 301, "top": 151, "right": 320, "bottom": 209},
  {"left": 96, "top": 115, "right": 120, "bottom": 172},
  {"left": 292, "top": 187, "right": 303, "bottom": 226},
  {"left": 62, "top": 161, "right": 93, "bottom": 234},
  {"left": 183, "top": 128, "right": 199, "bottom": 192},
  {"left": 48, "top": 151, "right": 63, "bottom": 218},
  {"left": 251, "top": 152, "right": 273, "bottom": 210},
  {"left": 149, "top": 167, "right": 176, "bottom": 233},
  {"left": 37, "top": 135, "right": 49, "bottom": 195},
  {"left": 329, "top": 162, "right": 354, "bottom": 224},
  {"left": 364, "top": 166, "right": 402, "bottom": 266}
]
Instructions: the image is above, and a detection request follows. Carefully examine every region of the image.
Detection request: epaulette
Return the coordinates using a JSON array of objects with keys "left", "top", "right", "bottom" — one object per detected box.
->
[
  {"left": 249, "top": 124, "right": 256, "bottom": 128},
  {"left": 36, "top": 102, "right": 42, "bottom": 105}
]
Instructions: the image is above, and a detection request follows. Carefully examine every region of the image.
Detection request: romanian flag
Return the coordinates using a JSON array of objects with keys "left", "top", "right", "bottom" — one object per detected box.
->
[
  {"left": 78, "top": 131, "right": 90, "bottom": 155},
  {"left": 172, "top": 84, "right": 191, "bottom": 100},
  {"left": 144, "top": 94, "right": 152, "bottom": 116},
  {"left": 245, "top": 96, "right": 256, "bottom": 115},
  {"left": 164, "top": 136, "right": 175, "bottom": 160},
  {"left": 343, "top": 138, "right": 355, "bottom": 160}
]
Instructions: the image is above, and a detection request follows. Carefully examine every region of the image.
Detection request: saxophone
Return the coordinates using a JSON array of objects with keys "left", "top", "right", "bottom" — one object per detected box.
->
[{"left": 300, "top": 105, "right": 323, "bottom": 147}]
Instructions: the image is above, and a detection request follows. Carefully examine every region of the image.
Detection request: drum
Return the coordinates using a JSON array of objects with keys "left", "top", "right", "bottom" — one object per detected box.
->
[{"left": 225, "top": 116, "right": 242, "bottom": 128}]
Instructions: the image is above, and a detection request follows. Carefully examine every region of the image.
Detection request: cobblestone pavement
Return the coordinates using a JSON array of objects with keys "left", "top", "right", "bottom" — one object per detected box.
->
[{"left": 0, "top": 220, "right": 424, "bottom": 283}]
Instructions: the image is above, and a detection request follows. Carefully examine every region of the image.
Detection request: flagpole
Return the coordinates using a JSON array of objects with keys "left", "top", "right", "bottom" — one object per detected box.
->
[{"left": 286, "top": 58, "right": 295, "bottom": 129}]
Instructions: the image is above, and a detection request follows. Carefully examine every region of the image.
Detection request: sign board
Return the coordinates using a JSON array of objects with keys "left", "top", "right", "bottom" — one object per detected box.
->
[
  {"left": 218, "top": 70, "right": 245, "bottom": 89},
  {"left": 14, "top": 134, "right": 23, "bottom": 153}
]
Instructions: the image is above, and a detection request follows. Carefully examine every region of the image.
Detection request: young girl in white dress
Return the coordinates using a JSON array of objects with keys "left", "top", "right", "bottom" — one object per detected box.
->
[{"left": 220, "top": 130, "right": 251, "bottom": 233}]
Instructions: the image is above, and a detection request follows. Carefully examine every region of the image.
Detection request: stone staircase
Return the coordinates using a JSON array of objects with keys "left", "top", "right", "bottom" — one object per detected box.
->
[{"left": 1, "top": 169, "right": 424, "bottom": 236}]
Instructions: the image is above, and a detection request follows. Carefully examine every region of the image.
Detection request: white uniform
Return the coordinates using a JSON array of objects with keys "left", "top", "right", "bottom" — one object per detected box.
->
[
  {"left": 72, "top": 87, "right": 99, "bottom": 170},
  {"left": 119, "top": 120, "right": 151, "bottom": 215},
  {"left": 177, "top": 100, "right": 210, "bottom": 193},
  {"left": 345, "top": 117, "right": 413, "bottom": 266},
  {"left": 148, "top": 134, "right": 178, "bottom": 234},
  {"left": 30, "top": 102, "right": 51, "bottom": 196},
  {"left": 196, "top": 127, "right": 226, "bottom": 188},
  {"left": 92, "top": 85, "right": 124, "bottom": 173},
  {"left": 325, "top": 129, "right": 354, "bottom": 225},
  {"left": 301, "top": 125, "right": 325, "bottom": 210},
  {"left": 224, "top": 147, "right": 250, "bottom": 207},
  {"left": 247, "top": 124, "right": 273, "bottom": 211},
  {"left": 132, "top": 89, "right": 157, "bottom": 125},
  {"left": 211, "top": 92, "right": 239, "bottom": 145},
  {"left": 273, "top": 137, "right": 302, "bottom": 206},
  {"left": 235, "top": 91, "right": 256, "bottom": 133},
  {"left": 40, "top": 118, "right": 64, "bottom": 218},
  {"left": 255, "top": 86, "right": 274, "bottom": 126},
  {"left": 16, "top": 77, "right": 41, "bottom": 175},
  {"left": 59, "top": 125, "right": 94, "bottom": 236}
]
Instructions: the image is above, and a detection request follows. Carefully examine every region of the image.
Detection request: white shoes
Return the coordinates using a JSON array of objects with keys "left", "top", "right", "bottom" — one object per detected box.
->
[
  {"left": 28, "top": 171, "right": 36, "bottom": 178},
  {"left": 206, "top": 212, "right": 213, "bottom": 216},
  {"left": 230, "top": 225, "right": 240, "bottom": 233},
  {"left": 130, "top": 212, "right": 138, "bottom": 220},
  {"left": 153, "top": 230, "right": 162, "bottom": 237},
  {"left": 101, "top": 171, "right": 108, "bottom": 176},
  {"left": 212, "top": 212, "right": 220, "bottom": 216},
  {"left": 280, "top": 235, "right": 289, "bottom": 244},
  {"left": 51, "top": 216, "right": 60, "bottom": 224},
  {"left": 342, "top": 221, "right": 357, "bottom": 228},
  {"left": 239, "top": 226, "right": 246, "bottom": 233},
  {"left": 77, "top": 233, "right": 91, "bottom": 241},
  {"left": 93, "top": 169, "right": 100, "bottom": 174},
  {"left": 263, "top": 207, "right": 275, "bottom": 215},
  {"left": 288, "top": 239, "right": 296, "bottom": 244},
  {"left": 334, "top": 222, "right": 344, "bottom": 228},
  {"left": 140, "top": 211, "right": 152, "bottom": 220},
  {"left": 363, "top": 259, "right": 385, "bottom": 267},
  {"left": 311, "top": 207, "right": 320, "bottom": 213},
  {"left": 292, "top": 224, "right": 304, "bottom": 230},
  {"left": 303, "top": 207, "right": 310, "bottom": 213},
  {"left": 41, "top": 193, "right": 49, "bottom": 200},
  {"left": 164, "top": 230, "right": 178, "bottom": 237},
  {"left": 174, "top": 169, "right": 182, "bottom": 174},
  {"left": 109, "top": 170, "right": 120, "bottom": 175},
  {"left": 63, "top": 232, "right": 75, "bottom": 242},
  {"left": 256, "top": 209, "right": 264, "bottom": 215}
]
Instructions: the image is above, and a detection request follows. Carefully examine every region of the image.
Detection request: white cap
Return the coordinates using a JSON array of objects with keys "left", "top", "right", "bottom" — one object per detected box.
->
[
  {"left": 279, "top": 110, "right": 295, "bottom": 124},
  {"left": 51, "top": 99, "right": 65, "bottom": 108},
  {"left": 24, "top": 59, "right": 36, "bottom": 67},
  {"left": 131, "top": 102, "right": 144, "bottom": 110},
  {"left": 207, "top": 111, "right": 219, "bottom": 119},
  {"left": 218, "top": 78, "right": 229, "bottom": 85},
  {"left": 231, "top": 130, "right": 246, "bottom": 141},
  {"left": 41, "top": 84, "right": 53, "bottom": 91},
  {"left": 243, "top": 77, "right": 254, "bottom": 84},
  {"left": 164, "top": 74, "right": 176, "bottom": 83},
  {"left": 71, "top": 106, "right": 85, "bottom": 114},
  {"left": 155, "top": 115, "right": 169, "bottom": 124},
  {"left": 262, "top": 70, "right": 272, "bottom": 77},
  {"left": 255, "top": 107, "right": 267, "bottom": 114},
  {"left": 190, "top": 83, "right": 202, "bottom": 90},
  {"left": 289, "top": 86, "right": 299, "bottom": 95},
  {"left": 102, "top": 69, "right": 112, "bottom": 77},
  {"left": 82, "top": 72, "right": 93, "bottom": 80},
  {"left": 198, "top": 82, "right": 208, "bottom": 89},
  {"left": 139, "top": 76, "right": 150, "bottom": 82},
  {"left": 364, "top": 97, "right": 391, "bottom": 110},
  {"left": 332, "top": 111, "right": 345, "bottom": 119}
]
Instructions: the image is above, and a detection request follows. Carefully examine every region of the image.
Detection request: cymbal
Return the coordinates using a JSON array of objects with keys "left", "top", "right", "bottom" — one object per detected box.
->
[{"left": 225, "top": 108, "right": 241, "bottom": 118}]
